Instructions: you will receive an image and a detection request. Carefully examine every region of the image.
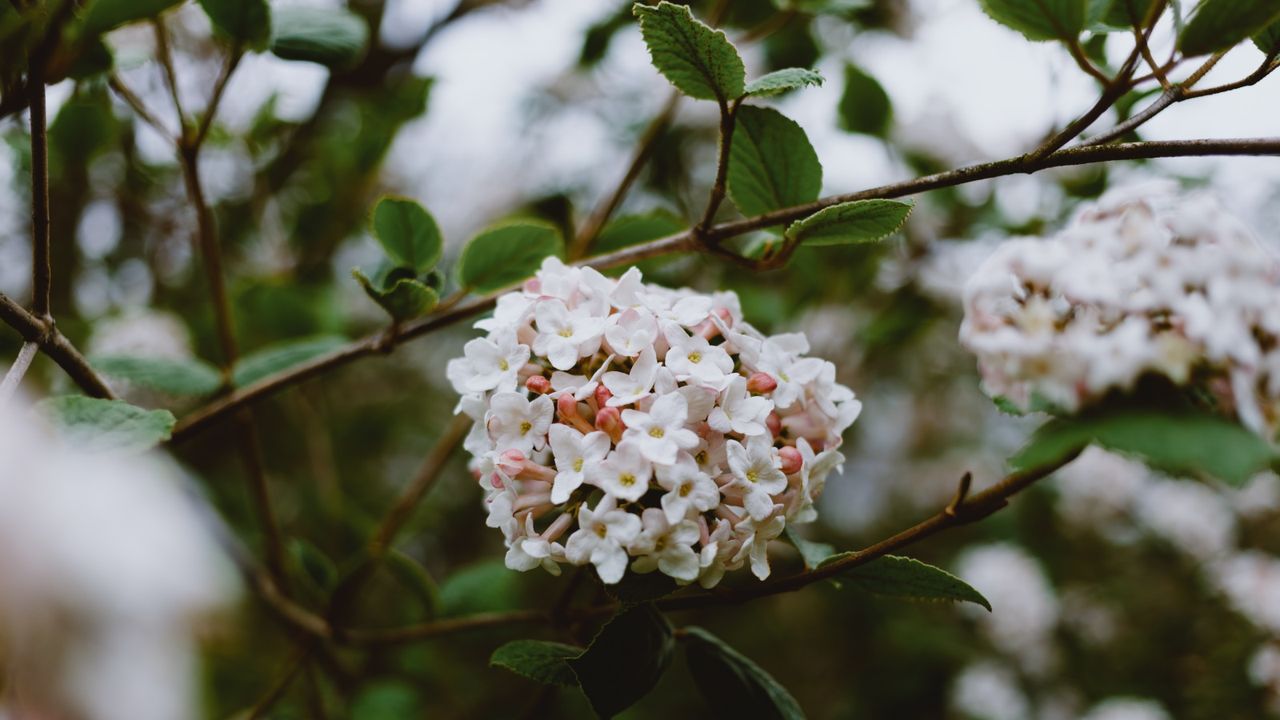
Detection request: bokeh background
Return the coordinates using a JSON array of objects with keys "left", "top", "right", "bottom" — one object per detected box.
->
[{"left": 2, "top": 0, "right": 1280, "bottom": 717}]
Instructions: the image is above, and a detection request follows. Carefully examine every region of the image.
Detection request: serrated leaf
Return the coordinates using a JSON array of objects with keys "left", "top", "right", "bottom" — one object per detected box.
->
[
  {"left": 819, "top": 554, "right": 992, "bottom": 611},
  {"left": 384, "top": 549, "right": 439, "bottom": 617},
  {"left": 81, "top": 0, "right": 183, "bottom": 35},
  {"left": 1180, "top": 0, "right": 1280, "bottom": 56},
  {"left": 744, "top": 67, "right": 824, "bottom": 97},
  {"left": 457, "top": 221, "right": 563, "bottom": 293},
  {"left": 491, "top": 640, "right": 583, "bottom": 687},
  {"left": 35, "top": 396, "right": 175, "bottom": 454},
  {"left": 1010, "top": 410, "right": 1275, "bottom": 486},
  {"left": 269, "top": 6, "right": 369, "bottom": 69},
  {"left": 784, "top": 527, "right": 835, "bottom": 570},
  {"left": 94, "top": 355, "right": 223, "bottom": 397},
  {"left": 569, "top": 604, "right": 674, "bottom": 718},
  {"left": 727, "top": 106, "right": 822, "bottom": 220},
  {"left": 837, "top": 62, "right": 892, "bottom": 137},
  {"left": 595, "top": 211, "right": 686, "bottom": 253},
  {"left": 633, "top": 1, "right": 746, "bottom": 102},
  {"left": 232, "top": 335, "right": 347, "bottom": 388},
  {"left": 198, "top": 0, "right": 271, "bottom": 50},
  {"left": 683, "top": 627, "right": 806, "bottom": 719},
  {"left": 1256, "top": 19, "right": 1280, "bottom": 53},
  {"left": 372, "top": 197, "right": 443, "bottom": 273},
  {"left": 786, "top": 199, "right": 912, "bottom": 247},
  {"left": 977, "top": 0, "right": 1088, "bottom": 41},
  {"left": 353, "top": 267, "right": 440, "bottom": 321}
]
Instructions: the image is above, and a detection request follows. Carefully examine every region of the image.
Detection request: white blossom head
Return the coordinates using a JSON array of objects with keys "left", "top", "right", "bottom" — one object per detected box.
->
[
  {"left": 960, "top": 184, "right": 1280, "bottom": 436},
  {"left": 449, "top": 258, "right": 861, "bottom": 586}
]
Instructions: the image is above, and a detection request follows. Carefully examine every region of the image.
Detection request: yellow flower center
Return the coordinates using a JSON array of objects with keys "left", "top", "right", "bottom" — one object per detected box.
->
[
  {"left": 573, "top": 458, "right": 584, "bottom": 472},
  {"left": 519, "top": 421, "right": 532, "bottom": 435},
  {"left": 679, "top": 482, "right": 692, "bottom": 497},
  {"left": 688, "top": 351, "right": 702, "bottom": 364},
  {"left": 558, "top": 328, "right": 573, "bottom": 338},
  {"left": 649, "top": 427, "right": 664, "bottom": 438},
  {"left": 499, "top": 358, "right": 509, "bottom": 371},
  {"left": 595, "top": 524, "right": 607, "bottom": 538},
  {"left": 619, "top": 473, "right": 636, "bottom": 487},
  {"left": 746, "top": 469, "right": 759, "bottom": 483}
]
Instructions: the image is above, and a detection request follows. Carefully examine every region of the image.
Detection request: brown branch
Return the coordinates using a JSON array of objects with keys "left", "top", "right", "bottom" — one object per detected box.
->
[
  {"left": 0, "top": 293, "right": 115, "bottom": 399},
  {"left": 178, "top": 145, "right": 240, "bottom": 372},
  {"left": 368, "top": 415, "right": 473, "bottom": 556},
  {"left": 153, "top": 19, "right": 189, "bottom": 139},
  {"left": 27, "top": 76, "right": 50, "bottom": 319},
  {"left": 108, "top": 75, "right": 178, "bottom": 142},
  {"left": 166, "top": 136, "right": 1280, "bottom": 441},
  {"left": 696, "top": 98, "right": 740, "bottom": 234},
  {"left": 194, "top": 48, "right": 243, "bottom": 149}
]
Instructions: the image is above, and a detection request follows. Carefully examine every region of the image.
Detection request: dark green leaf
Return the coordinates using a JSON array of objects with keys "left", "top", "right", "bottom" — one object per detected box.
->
[
  {"left": 595, "top": 211, "right": 686, "bottom": 253},
  {"left": 977, "top": 0, "right": 1088, "bottom": 41},
  {"left": 491, "top": 640, "right": 583, "bottom": 687},
  {"left": 818, "top": 554, "right": 992, "bottom": 611},
  {"left": 604, "top": 571, "right": 679, "bottom": 604},
  {"left": 94, "top": 355, "right": 223, "bottom": 397},
  {"left": 837, "top": 63, "right": 891, "bottom": 137},
  {"left": 198, "top": 0, "right": 271, "bottom": 50},
  {"left": 35, "top": 397, "right": 175, "bottom": 454},
  {"left": 745, "top": 67, "right": 824, "bottom": 97},
  {"left": 269, "top": 6, "right": 369, "bottom": 69},
  {"left": 81, "top": 0, "right": 183, "bottom": 35},
  {"left": 372, "top": 196, "right": 443, "bottom": 273},
  {"left": 232, "top": 335, "right": 347, "bottom": 388},
  {"left": 773, "top": 0, "right": 871, "bottom": 13},
  {"left": 438, "top": 560, "right": 523, "bottom": 616},
  {"left": 457, "top": 221, "right": 563, "bottom": 293},
  {"left": 784, "top": 527, "right": 835, "bottom": 570},
  {"left": 351, "top": 681, "right": 422, "bottom": 720},
  {"left": 67, "top": 37, "right": 114, "bottom": 79},
  {"left": 353, "top": 267, "right": 440, "bottom": 321},
  {"left": 384, "top": 549, "right": 439, "bottom": 617},
  {"left": 1256, "top": 19, "right": 1280, "bottom": 52},
  {"left": 1096, "top": 0, "right": 1159, "bottom": 26},
  {"left": 727, "top": 106, "right": 822, "bottom": 220},
  {"left": 683, "top": 627, "right": 806, "bottom": 720},
  {"left": 288, "top": 537, "right": 338, "bottom": 592},
  {"left": 786, "top": 199, "right": 912, "bottom": 247},
  {"left": 1180, "top": 0, "right": 1280, "bottom": 56},
  {"left": 632, "top": 1, "right": 746, "bottom": 102},
  {"left": 1010, "top": 410, "right": 1276, "bottom": 486},
  {"left": 569, "top": 604, "right": 674, "bottom": 718}
]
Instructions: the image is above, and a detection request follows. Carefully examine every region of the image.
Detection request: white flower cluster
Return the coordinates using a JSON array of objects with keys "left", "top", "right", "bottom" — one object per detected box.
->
[
  {"left": 447, "top": 258, "right": 861, "bottom": 586},
  {"left": 960, "top": 184, "right": 1280, "bottom": 435}
]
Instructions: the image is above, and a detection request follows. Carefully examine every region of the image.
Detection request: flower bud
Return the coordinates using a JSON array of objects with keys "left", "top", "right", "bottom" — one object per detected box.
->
[
  {"left": 497, "top": 449, "right": 526, "bottom": 477},
  {"left": 594, "top": 406, "right": 625, "bottom": 443},
  {"left": 766, "top": 411, "right": 782, "bottom": 438},
  {"left": 594, "top": 384, "right": 612, "bottom": 409},
  {"left": 526, "top": 375, "right": 552, "bottom": 394},
  {"left": 778, "top": 446, "right": 803, "bottom": 475},
  {"left": 557, "top": 393, "right": 595, "bottom": 434},
  {"left": 746, "top": 372, "right": 778, "bottom": 394}
]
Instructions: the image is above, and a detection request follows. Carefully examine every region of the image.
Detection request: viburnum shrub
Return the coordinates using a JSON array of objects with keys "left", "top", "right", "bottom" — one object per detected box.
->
[{"left": 447, "top": 258, "right": 860, "bottom": 585}]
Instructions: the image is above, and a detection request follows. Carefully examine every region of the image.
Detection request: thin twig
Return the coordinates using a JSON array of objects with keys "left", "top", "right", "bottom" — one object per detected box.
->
[
  {"left": 368, "top": 415, "right": 473, "bottom": 556},
  {"left": 178, "top": 145, "right": 240, "bottom": 372},
  {"left": 166, "top": 136, "right": 1280, "bottom": 441},
  {"left": 696, "top": 97, "right": 741, "bottom": 234},
  {"left": 236, "top": 411, "right": 288, "bottom": 585},
  {"left": 107, "top": 75, "right": 177, "bottom": 142},
  {"left": 239, "top": 654, "right": 304, "bottom": 720},
  {"left": 194, "top": 48, "right": 243, "bottom": 149},
  {"left": 153, "top": 19, "right": 188, "bottom": 140},
  {"left": 27, "top": 76, "right": 51, "bottom": 320},
  {"left": 0, "top": 294, "right": 115, "bottom": 398},
  {"left": 0, "top": 342, "right": 39, "bottom": 405}
]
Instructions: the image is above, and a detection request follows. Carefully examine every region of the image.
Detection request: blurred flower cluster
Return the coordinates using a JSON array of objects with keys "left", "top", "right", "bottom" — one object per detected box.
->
[
  {"left": 447, "top": 258, "right": 861, "bottom": 585},
  {"left": 0, "top": 397, "right": 237, "bottom": 720},
  {"left": 960, "top": 184, "right": 1280, "bottom": 435}
]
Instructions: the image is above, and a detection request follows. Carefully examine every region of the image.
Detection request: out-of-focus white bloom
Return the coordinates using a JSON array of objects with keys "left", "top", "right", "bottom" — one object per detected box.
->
[
  {"left": 1080, "top": 697, "right": 1172, "bottom": 720},
  {"left": 956, "top": 543, "right": 1060, "bottom": 674},
  {"left": 1210, "top": 550, "right": 1280, "bottom": 634},
  {"left": 1053, "top": 447, "right": 1150, "bottom": 537},
  {"left": 451, "top": 258, "right": 859, "bottom": 584},
  {"left": 950, "top": 662, "right": 1031, "bottom": 720},
  {"left": 1248, "top": 643, "right": 1280, "bottom": 714},
  {"left": 1133, "top": 479, "right": 1236, "bottom": 561},
  {"left": 0, "top": 396, "right": 238, "bottom": 720},
  {"left": 960, "top": 184, "right": 1280, "bottom": 436}
]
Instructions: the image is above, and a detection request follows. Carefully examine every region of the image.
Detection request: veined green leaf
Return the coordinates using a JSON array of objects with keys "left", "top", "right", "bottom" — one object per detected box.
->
[
  {"left": 1180, "top": 0, "right": 1280, "bottom": 56},
  {"left": 745, "top": 67, "right": 824, "bottom": 97},
  {"left": 633, "top": 1, "right": 746, "bottom": 102},
  {"left": 818, "top": 554, "right": 992, "bottom": 611},
  {"left": 977, "top": 0, "right": 1088, "bottom": 41},
  {"left": 786, "top": 199, "right": 912, "bottom": 247},
  {"left": 457, "top": 221, "right": 563, "bottom": 293},
  {"left": 683, "top": 627, "right": 806, "bottom": 720},
  {"left": 728, "top": 106, "right": 822, "bottom": 220},
  {"left": 35, "top": 396, "right": 175, "bottom": 454},
  {"left": 491, "top": 640, "right": 583, "bottom": 687}
]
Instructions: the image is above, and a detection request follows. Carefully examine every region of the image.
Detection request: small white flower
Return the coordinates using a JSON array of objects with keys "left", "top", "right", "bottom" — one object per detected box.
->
[
  {"left": 564, "top": 495, "right": 642, "bottom": 584},
  {"left": 621, "top": 393, "right": 700, "bottom": 465},
  {"left": 726, "top": 435, "right": 788, "bottom": 520},
  {"left": 602, "top": 347, "right": 659, "bottom": 407},
  {"left": 733, "top": 514, "right": 786, "bottom": 580},
  {"left": 605, "top": 307, "right": 659, "bottom": 357},
  {"left": 549, "top": 355, "right": 613, "bottom": 401},
  {"left": 547, "top": 424, "right": 611, "bottom": 503},
  {"left": 505, "top": 514, "right": 563, "bottom": 575},
  {"left": 532, "top": 299, "right": 606, "bottom": 370},
  {"left": 791, "top": 437, "right": 844, "bottom": 524},
  {"left": 484, "top": 486, "right": 518, "bottom": 529},
  {"left": 655, "top": 452, "right": 720, "bottom": 525},
  {"left": 451, "top": 328, "right": 530, "bottom": 394},
  {"left": 630, "top": 508, "right": 701, "bottom": 583},
  {"left": 663, "top": 323, "right": 734, "bottom": 386},
  {"left": 707, "top": 375, "right": 774, "bottom": 437},
  {"left": 487, "top": 392, "right": 554, "bottom": 455},
  {"left": 587, "top": 440, "right": 653, "bottom": 502}
]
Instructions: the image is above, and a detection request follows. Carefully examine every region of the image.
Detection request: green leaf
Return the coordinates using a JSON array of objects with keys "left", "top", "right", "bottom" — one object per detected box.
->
[
  {"left": 288, "top": 537, "right": 338, "bottom": 593},
  {"left": 837, "top": 62, "right": 892, "bottom": 137},
  {"left": 351, "top": 681, "right": 422, "bottom": 720},
  {"left": 604, "top": 571, "right": 679, "bottom": 604},
  {"left": 1009, "top": 410, "right": 1276, "bottom": 486},
  {"left": 784, "top": 527, "right": 835, "bottom": 570},
  {"left": 569, "top": 604, "right": 674, "bottom": 718},
  {"left": 818, "top": 554, "right": 992, "bottom": 611},
  {"left": 1180, "top": 0, "right": 1280, "bottom": 56},
  {"left": 682, "top": 627, "right": 806, "bottom": 720},
  {"left": 67, "top": 37, "right": 114, "bottom": 80},
  {"left": 977, "top": 0, "right": 1088, "bottom": 41},
  {"left": 727, "top": 106, "right": 822, "bottom": 220},
  {"left": 774, "top": 0, "right": 872, "bottom": 14},
  {"left": 81, "top": 0, "right": 183, "bottom": 35},
  {"left": 457, "top": 220, "right": 563, "bottom": 293},
  {"left": 491, "top": 640, "right": 583, "bottom": 687},
  {"left": 269, "top": 5, "right": 369, "bottom": 69},
  {"left": 232, "top": 335, "right": 347, "bottom": 388},
  {"left": 93, "top": 355, "right": 223, "bottom": 397},
  {"left": 372, "top": 197, "right": 443, "bottom": 273},
  {"left": 35, "top": 396, "right": 175, "bottom": 454},
  {"left": 1256, "top": 18, "right": 1280, "bottom": 52},
  {"left": 438, "top": 560, "right": 523, "bottom": 616},
  {"left": 384, "top": 549, "right": 439, "bottom": 617},
  {"left": 786, "top": 199, "right": 912, "bottom": 247},
  {"left": 1095, "top": 0, "right": 1159, "bottom": 26},
  {"left": 595, "top": 211, "right": 686, "bottom": 254},
  {"left": 744, "top": 67, "right": 824, "bottom": 97},
  {"left": 632, "top": 1, "right": 746, "bottom": 102},
  {"left": 198, "top": 0, "right": 271, "bottom": 50},
  {"left": 353, "top": 267, "right": 440, "bottom": 321}
]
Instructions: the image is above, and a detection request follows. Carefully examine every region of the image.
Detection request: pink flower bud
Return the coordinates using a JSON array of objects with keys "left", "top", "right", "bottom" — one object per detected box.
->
[
  {"left": 557, "top": 394, "right": 595, "bottom": 434},
  {"left": 497, "top": 449, "right": 526, "bottom": 477},
  {"left": 526, "top": 375, "right": 551, "bottom": 394},
  {"left": 524, "top": 278, "right": 541, "bottom": 293},
  {"left": 766, "top": 411, "right": 782, "bottom": 438},
  {"left": 746, "top": 372, "right": 778, "bottom": 394},
  {"left": 778, "top": 446, "right": 803, "bottom": 475},
  {"left": 595, "top": 406, "right": 625, "bottom": 443},
  {"left": 594, "top": 384, "right": 612, "bottom": 408}
]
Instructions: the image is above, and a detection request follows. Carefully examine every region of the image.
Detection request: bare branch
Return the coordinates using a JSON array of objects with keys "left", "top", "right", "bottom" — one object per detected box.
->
[
  {"left": 27, "top": 77, "right": 51, "bottom": 320},
  {"left": 0, "top": 294, "right": 116, "bottom": 399}
]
